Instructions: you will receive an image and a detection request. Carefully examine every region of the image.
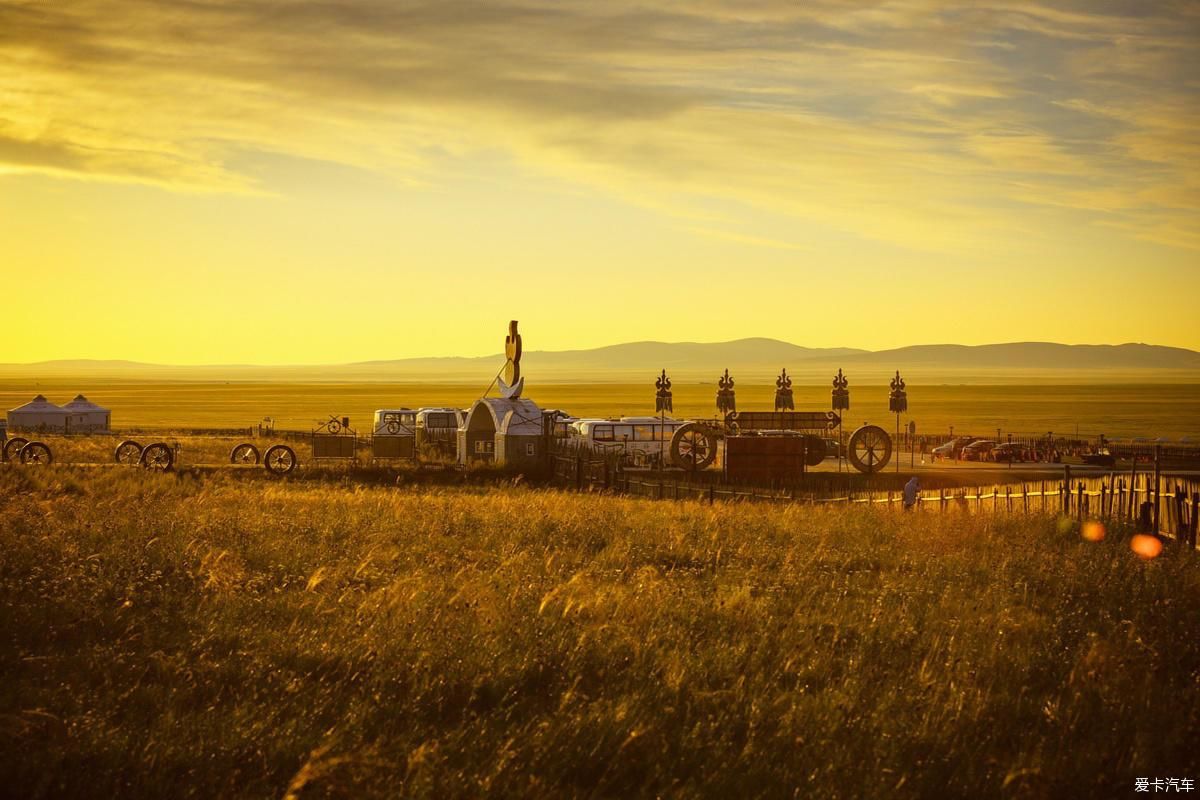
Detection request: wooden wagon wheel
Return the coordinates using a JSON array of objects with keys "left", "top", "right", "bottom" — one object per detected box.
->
[
  {"left": 3, "top": 437, "right": 28, "bottom": 463},
  {"left": 230, "top": 442, "right": 261, "bottom": 465},
  {"left": 140, "top": 442, "right": 174, "bottom": 471},
  {"left": 670, "top": 423, "right": 718, "bottom": 470},
  {"left": 264, "top": 444, "right": 297, "bottom": 476},
  {"left": 847, "top": 425, "right": 892, "bottom": 474},
  {"left": 114, "top": 440, "right": 142, "bottom": 465},
  {"left": 18, "top": 441, "right": 52, "bottom": 465}
]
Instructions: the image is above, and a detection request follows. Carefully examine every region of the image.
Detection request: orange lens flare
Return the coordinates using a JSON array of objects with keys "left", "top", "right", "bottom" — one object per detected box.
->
[
  {"left": 1081, "top": 520, "right": 1106, "bottom": 542},
  {"left": 1130, "top": 534, "right": 1163, "bottom": 560}
]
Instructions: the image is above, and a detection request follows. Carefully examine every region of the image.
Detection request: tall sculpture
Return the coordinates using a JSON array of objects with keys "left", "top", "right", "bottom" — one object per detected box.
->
[
  {"left": 716, "top": 369, "right": 736, "bottom": 415},
  {"left": 498, "top": 320, "right": 524, "bottom": 399},
  {"left": 774, "top": 368, "right": 794, "bottom": 411}
]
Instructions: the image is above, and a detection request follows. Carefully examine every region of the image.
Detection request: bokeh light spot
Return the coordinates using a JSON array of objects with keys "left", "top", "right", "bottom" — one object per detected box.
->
[
  {"left": 1081, "top": 520, "right": 1106, "bottom": 542},
  {"left": 1130, "top": 534, "right": 1163, "bottom": 560}
]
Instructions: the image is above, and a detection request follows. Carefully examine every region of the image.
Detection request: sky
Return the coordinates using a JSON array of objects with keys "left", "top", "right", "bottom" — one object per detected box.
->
[{"left": 1, "top": 0, "right": 1197, "bottom": 364}]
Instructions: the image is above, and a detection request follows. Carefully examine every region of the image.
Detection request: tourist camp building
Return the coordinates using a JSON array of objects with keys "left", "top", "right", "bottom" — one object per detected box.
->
[
  {"left": 7, "top": 393, "right": 111, "bottom": 433},
  {"left": 61, "top": 394, "right": 111, "bottom": 432},
  {"left": 7, "top": 395, "right": 67, "bottom": 432},
  {"left": 458, "top": 397, "right": 545, "bottom": 469}
]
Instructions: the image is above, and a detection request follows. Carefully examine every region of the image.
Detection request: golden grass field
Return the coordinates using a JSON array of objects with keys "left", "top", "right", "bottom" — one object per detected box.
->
[
  {"left": 3, "top": 380, "right": 1200, "bottom": 439},
  {"left": 1, "top": 466, "right": 1197, "bottom": 798}
]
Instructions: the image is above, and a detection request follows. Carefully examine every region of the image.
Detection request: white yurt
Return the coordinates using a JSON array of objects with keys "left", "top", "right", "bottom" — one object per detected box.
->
[
  {"left": 61, "top": 394, "right": 111, "bottom": 433},
  {"left": 7, "top": 394, "right": 67, "bottom": 432}
]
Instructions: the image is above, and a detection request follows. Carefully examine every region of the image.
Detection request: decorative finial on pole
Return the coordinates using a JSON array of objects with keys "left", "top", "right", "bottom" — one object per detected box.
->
[
  {"left": 889, "top": 370, "right": 908, "bottom": 473},
  {"left": 888, "top": 370, "right": 907, "bottom": 413},
  {"left": 716, "top": 368, "right": 736, "bottom": 415},
  {"left": 655, "top": 369, "right": 673, "bottom": 413},
  {"left": 774, "top": 368, "right": 794, "bottom": 411},
  {"left": 831, "top": 368, "right": 849, "bottom": 472},
  {"left": 832, "top": 368, "right": 849, "bottom": 411}
]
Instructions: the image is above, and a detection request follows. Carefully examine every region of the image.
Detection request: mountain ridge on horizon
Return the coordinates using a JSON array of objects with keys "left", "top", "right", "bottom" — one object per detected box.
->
[{"left": 5, "top": 339, "right": 1200, "bottom": 373}]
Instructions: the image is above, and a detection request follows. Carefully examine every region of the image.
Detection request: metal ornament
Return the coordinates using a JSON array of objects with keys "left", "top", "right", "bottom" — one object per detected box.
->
[
  {"left": 655, "top": 369, "right": 673, "bottom": 413},
  {"left": 498, "top": 320, "right": 525, "bottom": 399},
  {"left": 832, "top": 368, "right": 849, "bottom": 411},
  {"left": 888, "top": 370, "right": 908, "bottom": 414},
  {"left": 716, "top": 369, "right": 736, "bottom": 414},
  {"left": 774, "top": 368, "right": 794, "bottom": 411}
]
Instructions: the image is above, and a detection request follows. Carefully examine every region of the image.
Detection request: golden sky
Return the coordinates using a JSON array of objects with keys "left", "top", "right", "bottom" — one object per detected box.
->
[{"left": 1, "top": 0, "right": 1197, "bottom": 363}]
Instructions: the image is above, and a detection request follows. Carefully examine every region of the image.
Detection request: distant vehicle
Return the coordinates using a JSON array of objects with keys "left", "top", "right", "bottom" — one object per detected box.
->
[
  {"left": 570, "top": 416, "right": 689, "bottom": 466},
  {"left": 543, "top": 410, "right": 577, "bottom": 438},
  {"left": 1082, "top": 449, "right": 1116, "bottom": 467},
  {"left": 372, "top": 408, "right": 416, "bottom": 436},
  {"left": 932, "top": 437, "right": 977, "bottom": 460},
  {"left": 960, "top": 440, "right": 997, "bottom": 461},
  {"left": 992, "top": 442, "right": 1025, "bottom": 463},
  {"left": 415, "top": 408, "right": 464, "bottom": 456}
]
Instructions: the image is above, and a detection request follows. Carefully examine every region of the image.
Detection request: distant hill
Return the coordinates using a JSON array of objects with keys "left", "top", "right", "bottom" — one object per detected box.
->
[
  {"left": 810, "top": 342, "right": 1200, "bottom": 370},
  {"left": 354, "top": 338, "right": 867, "bottom": 373},
  {"left": 3, "top": 340, "right": 1199, "bottom": 382}
]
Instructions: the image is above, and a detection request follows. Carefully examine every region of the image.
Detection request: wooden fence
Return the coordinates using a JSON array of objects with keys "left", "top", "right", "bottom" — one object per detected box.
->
[{"left": 550, "top": 452, "right": 1199, "bottom": 548}]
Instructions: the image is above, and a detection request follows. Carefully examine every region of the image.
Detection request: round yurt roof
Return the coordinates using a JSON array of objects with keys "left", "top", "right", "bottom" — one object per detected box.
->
[
  {"left": 62, "top": 393, "right": 109, "bottom": 412},
  {"left": 9, "top": 394, "right": 65, "bottom": 414},
  {"left": 469, "top": 397, "right": 543, "bottom": 435}
]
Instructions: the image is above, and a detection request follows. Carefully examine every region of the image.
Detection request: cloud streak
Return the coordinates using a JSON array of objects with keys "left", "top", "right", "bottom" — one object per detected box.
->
[{"left": 1, "top": 0, "right": 1196, "bottom": 250}]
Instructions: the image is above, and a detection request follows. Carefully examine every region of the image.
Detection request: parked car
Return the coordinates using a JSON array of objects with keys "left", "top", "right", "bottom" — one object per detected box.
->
[
  {"left": 1082, "top": 449, "right": 1116, "bottom": 467},
  {"left": 960, "top": 440, "right": 997, "bottom": 461},
  {"left": 822, "top": 438, "right": 844, "bottom": 459},
  {"left": 931, "top": 437, "right": 977, "bottom": 460},
  {"left": 992, "top": 442, "right": 1025, "bottom": 463}
]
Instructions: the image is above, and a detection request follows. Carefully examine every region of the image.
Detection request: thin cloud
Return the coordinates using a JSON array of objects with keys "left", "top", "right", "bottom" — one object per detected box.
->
[{"left": 0, "top": 0, "right": 1196, "bottom": 250}]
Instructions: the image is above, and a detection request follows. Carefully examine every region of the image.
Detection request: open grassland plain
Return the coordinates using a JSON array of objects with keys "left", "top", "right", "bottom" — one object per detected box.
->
[
  {"left": 1, "top": 469, "right": 1197, "bottom": 798},
  {"left": 3, "top": 380, "right": 1200, "bottom": 439}
]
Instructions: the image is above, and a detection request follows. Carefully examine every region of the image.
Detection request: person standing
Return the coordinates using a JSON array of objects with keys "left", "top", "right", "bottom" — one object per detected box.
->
[{"left": 903, "top": 476, "right": 920, "bottom": 511}]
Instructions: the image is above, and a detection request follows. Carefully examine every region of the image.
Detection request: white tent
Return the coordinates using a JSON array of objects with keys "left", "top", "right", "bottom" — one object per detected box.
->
[
  {"left": 61, "top": 394, "right": 111, "bottom": 432},
  {"left": 7, "top": 394, "right": 67, "bottom": 432}
]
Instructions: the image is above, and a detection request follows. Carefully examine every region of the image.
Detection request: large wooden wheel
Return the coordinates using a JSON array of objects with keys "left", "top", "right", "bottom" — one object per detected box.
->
[
  {"left": 3, "top": 437, "right": 28, "bottom": 463},
  {"left": 114, "top": 440, "right": 142, "bottom": 464},
  {"left": 230, "top": 442, "right": 260, "bottom": 465},
  {"left": 140, "top": 442, "right": 174, "bottom": 471},
  {"left": 847, "top": 425, "right": 892, "bottom": 474},
  {"left": 264, "top": 444, "right": 297, "bottom": 476},
  {"left": 670, "top": 423, "right": 718, "bottom": 470},
  {"left": 19, "top": 441, "right": 52, "bottom": 465}
]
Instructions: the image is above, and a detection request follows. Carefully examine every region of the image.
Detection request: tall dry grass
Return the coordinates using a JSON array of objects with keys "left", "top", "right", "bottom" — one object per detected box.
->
[{"left": 0, "top": 467, "right": 1196, "bottom": 798}]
